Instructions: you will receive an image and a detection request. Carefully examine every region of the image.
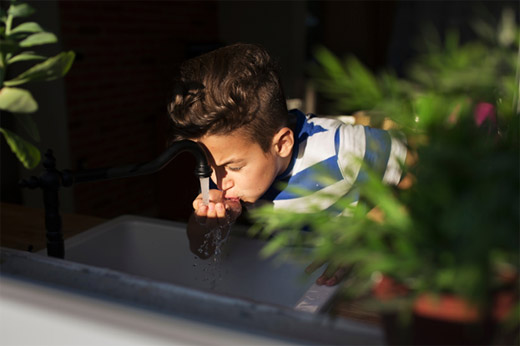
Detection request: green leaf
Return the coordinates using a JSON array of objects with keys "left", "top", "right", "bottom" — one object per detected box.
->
[
  {"left": 19, "top": 32, "right": 57, "bottom": 48},
  {"left": 0, "top": 87, "right": 38, "bottom": 113},
  {"left": 344, "top": 55, "right": 382, "bottom": 102},
  {"left": 261, "top": 232, "right": 290, "bottom": 258},
  {"left": 16, "top": 113, "right": 40, "bottom": 141},
  {"left": 7, "top": 52, "right": 46, "bottom": 64},
  {"left": 4, "top": 51, "right": 75, "bottom": 86},
  {"left": 7, "top": 3, "right": 35, "bottom": 18},
  {"left": 314, "top": 46, "right": 346, "bottom": 80},
  {"left": 10, "top": 22, "right": 44, "bottom": 35},
  {"left": 0, "top": 127, "right": 40, "bottom": 169}
]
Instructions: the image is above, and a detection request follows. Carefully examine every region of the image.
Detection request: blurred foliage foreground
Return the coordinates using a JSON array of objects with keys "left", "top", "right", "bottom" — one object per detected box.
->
[
  {"left": 0, "top": 0, "right": 75, "bottom": 169},
  {"left": 250, "top": 6, "right": 519, "bottom": 332}
]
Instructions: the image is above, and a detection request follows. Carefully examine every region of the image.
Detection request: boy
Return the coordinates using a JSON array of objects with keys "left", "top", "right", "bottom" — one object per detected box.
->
[{"left": 168, "top": 43, "right": 407, "bottom": 286}]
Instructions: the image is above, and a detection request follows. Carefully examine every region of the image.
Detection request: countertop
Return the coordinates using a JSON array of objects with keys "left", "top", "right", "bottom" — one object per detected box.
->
[
  {"left": 0, "top": 202, "right": 380, "bottom": 326},
  {"left": 1, "top": 202, "right": 107, "bottom": 252}
]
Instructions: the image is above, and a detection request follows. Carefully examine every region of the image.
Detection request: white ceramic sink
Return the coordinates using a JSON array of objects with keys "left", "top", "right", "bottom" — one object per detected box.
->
[
  {"left": 58, "top": 215, "right": 338, "bottom": 312},
  {"left": 2, "top": 215, "right": 384, "bottom": 344}
]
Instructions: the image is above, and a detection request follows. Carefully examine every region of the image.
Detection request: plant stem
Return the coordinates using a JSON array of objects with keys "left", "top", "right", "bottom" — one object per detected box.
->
[
  {"left": 5, "top": 13, "right": 12, "bottom": 35},
  {"left": 1, "top": 14, "right": 13, "bottom": 80}
]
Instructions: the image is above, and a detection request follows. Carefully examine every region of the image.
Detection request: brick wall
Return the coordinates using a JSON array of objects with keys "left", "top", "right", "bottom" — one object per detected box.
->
[{"left": 59, "top": 1, "right": 219, "bottom": 220}]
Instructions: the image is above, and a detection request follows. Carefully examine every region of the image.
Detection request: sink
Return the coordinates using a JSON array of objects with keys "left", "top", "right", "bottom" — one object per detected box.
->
[
  {"left": 1, "top": 215, "right": 384, "bottom": 344},
  {"left": 47, "top": 215, "right": 337, "bottom": 312}
]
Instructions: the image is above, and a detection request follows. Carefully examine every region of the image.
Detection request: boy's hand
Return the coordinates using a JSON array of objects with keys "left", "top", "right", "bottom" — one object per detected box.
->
[
  {"left": 305, "top": 260, "right": 351, "bottom": 286},
  {"left": 192, "top": 189, "right": 242, "bottom": 228}
]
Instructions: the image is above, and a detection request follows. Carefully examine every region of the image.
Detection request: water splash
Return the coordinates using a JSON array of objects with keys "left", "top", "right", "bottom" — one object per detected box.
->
[
  {"left": 199, "top": 177, "right": 210, "bottom": 205},
  {"left": 197, "top": 226, "right": 229, "bottom": 261},
  {"left": 195, "top": 225, "right": 230, "bottom": 289}
]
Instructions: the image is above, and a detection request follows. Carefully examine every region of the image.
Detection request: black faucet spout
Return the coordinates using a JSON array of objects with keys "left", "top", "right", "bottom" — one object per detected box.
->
[
  {"left": 19, "top": 140, "right": 212, "bottom": 259},
  {"left": 66, "top": 140, "right": 212, "bottom": 185}
]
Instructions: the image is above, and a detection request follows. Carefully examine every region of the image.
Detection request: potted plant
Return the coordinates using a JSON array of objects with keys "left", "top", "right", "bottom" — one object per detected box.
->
[
  {"left": 250, "top": 8, "right": 519, "bottom": 345},
  {"left": 0, "top": 0, "right": 75, "bottom": 169}
]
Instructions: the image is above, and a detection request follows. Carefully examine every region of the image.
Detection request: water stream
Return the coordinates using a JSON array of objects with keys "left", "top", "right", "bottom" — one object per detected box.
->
[{"left": 199, "top": 177, "right": 210, "bottom": 205}]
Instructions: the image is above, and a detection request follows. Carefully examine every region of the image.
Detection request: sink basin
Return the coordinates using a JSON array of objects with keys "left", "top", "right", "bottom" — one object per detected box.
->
[
  {"left": 1, "top": 215, "right": 384, "bottom": 344},
  {"left": 51, "top": 215, "right": 337, "bottom": 312}
]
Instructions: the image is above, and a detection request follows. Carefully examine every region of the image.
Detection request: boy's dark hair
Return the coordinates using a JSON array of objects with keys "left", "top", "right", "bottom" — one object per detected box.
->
[{"left": 168, "top": 43, "right": 291, "bottom": 152}]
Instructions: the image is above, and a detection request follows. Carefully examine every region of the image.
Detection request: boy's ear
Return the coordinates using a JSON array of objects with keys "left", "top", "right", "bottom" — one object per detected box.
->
[{"left": 272, "top": 127, "right": 294, "bottom": 158}]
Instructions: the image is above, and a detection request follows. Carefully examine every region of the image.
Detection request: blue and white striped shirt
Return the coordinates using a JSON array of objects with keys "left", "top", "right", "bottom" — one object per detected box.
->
[{"left": 257, "top": 109, "right": 407, "bottom": 213}]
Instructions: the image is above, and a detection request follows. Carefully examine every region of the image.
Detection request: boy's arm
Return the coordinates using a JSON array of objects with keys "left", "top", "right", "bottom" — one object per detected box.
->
[
  {"left": 367, "top": 147, "right": 417, "bottom": 222},
  {"left": 305, "top": 261, "right": 353, "bottom": 286},
  {"left": 310, "top": 147, "right": 417, "bottom": 286}
]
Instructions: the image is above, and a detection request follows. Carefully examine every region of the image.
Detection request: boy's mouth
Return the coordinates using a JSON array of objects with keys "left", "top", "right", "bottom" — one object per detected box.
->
[{"left": 224, "top": 197, "right": 241, "bottom": 202}]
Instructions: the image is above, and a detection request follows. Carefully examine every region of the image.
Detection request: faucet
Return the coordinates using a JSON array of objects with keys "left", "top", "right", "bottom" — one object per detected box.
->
[{"left": 19, "top": 140, "right": 212, "bottom": 259}]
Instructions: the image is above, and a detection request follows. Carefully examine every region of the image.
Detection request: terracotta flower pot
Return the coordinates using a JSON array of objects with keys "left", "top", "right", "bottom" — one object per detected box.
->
[
  {"left": 372, "top": 275, "right": 517, "bottom": 345},
  {"left": 412, "top": 294, "right": 494, "bottom": 345}
]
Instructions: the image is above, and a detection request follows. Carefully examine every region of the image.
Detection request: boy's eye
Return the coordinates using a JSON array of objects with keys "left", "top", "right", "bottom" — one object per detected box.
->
[{"left": 227, "top": 166, "right": 243, "bottom": 172}]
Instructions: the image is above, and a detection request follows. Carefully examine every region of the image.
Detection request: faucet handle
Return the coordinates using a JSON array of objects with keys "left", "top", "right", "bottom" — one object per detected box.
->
[{"left": 43, "top": 149, "right": 56, "bottom": 169}]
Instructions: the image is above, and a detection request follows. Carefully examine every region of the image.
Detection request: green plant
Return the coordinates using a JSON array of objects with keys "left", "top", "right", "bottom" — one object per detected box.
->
[
  {"left": 250, "top": 7, "right": 519, "bottom": 325},
  {"left": 0, "top": 0, "right": 74, "bottom": 169}
]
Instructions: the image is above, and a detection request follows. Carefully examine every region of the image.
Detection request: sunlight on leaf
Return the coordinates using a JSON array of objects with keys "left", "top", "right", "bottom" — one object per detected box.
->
[
  {"left": 9, "top": 22, "right": 44, "bottom": 35},
  {"left": 7, "top": 52, "right": 46, "bottom": 64},
  {"left": 7, "top": 3, "right": 35, "bottom": 18},
  {"left": 0, "top": 127, "right": 40, "bottom": 169},
  {"left": 0, "top": 87, "right": 38, "bottom": 113},
  {"left": 19, "top": 32, "right": 57, "bottom": 47},
  {"left": 4, "top": 51, "right": 75, "bottom": 86}
]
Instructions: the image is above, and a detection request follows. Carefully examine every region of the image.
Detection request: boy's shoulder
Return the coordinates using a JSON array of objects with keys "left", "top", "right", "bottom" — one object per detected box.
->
[
  {"left": 291, "top": 109, "right": 364, "bottom": 130},
  {"left": 291, "top": 109, "right": 353, "bottom": 135},
  {"left": 292, "top": 110, "right": 366, "bottom": 146}
]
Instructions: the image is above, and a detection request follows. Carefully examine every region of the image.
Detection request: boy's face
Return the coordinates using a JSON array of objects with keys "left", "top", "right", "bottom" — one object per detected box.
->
[{"left": 197, "top": 129, "right": 293, "bottom": 204}]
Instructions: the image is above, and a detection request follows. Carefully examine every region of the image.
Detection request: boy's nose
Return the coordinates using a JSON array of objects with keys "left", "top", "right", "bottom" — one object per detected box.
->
[
  {"left": 212, "top": 168, "right": 233, "bottom": 191},
  {"left": 221, "top": 176, "right": 234, "bottom": 191}
]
